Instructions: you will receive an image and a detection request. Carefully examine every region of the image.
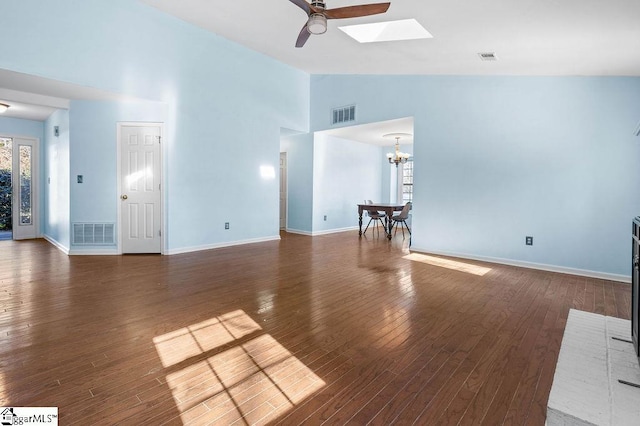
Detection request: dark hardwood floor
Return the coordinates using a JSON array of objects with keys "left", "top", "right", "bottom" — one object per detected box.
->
[{"left": 0, "top": 232, "right": 631, "bottom": 425}]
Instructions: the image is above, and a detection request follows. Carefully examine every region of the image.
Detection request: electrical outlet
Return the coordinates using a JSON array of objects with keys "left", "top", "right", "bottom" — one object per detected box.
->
[
  {"left": 225, "top": 222, "right": 229, "bottom": 230},
  {"left": 525, "top": 236, "right": 533, "bottom": 246},
  {"left": 323, "top": 215, "right": 327, "bottom": 221}
]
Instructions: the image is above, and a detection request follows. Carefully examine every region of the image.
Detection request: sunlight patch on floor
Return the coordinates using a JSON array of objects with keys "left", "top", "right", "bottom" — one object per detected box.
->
[
  {"left": 404, "top": 253, "right": 492, "bottom": 276},
  {"left": 153, "top": 309, "right": 262, "bottom": 368},
  {"left": 153, "top": 310, "right": 325, "bottom": 424}
]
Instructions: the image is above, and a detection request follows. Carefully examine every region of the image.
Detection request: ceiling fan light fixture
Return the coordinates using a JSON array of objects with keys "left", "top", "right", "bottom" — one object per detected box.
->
[
  {"left": 307, "top": 14, "right": 327, "bottom": 35},
  {"left": 310, "top": 1, "right": 326, "bottom": 10}
]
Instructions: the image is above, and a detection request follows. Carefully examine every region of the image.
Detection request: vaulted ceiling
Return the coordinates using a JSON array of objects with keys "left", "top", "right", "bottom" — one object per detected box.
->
[{"left": 141, "top": 0, "right": 640, "bottom": 76}]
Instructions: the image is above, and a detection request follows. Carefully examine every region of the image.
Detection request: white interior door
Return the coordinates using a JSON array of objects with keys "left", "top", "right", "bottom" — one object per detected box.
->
[
  {"left": 119, "top": 124, "right": 162, "bottom": 253},
  {"left": 279, "top": 152, "right": 287, "bottom": 230},
  {"left": 12, "top": 137, "right": 38, "bottom": 240}
]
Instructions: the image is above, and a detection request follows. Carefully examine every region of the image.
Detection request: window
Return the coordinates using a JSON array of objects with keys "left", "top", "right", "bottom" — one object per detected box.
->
[
  {"left": 19, "top": 145, "right": 32, "bottom": 225},
  {"left": 402, "top": 159, "right": 413, "bottom": 203}
]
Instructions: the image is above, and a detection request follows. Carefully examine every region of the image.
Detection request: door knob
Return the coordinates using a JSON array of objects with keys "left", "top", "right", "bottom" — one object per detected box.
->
[{"left": 121, "top": 195, "right": 128, "bottom": 200}]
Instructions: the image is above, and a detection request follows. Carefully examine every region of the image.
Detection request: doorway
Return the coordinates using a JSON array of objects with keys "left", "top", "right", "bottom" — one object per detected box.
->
[{"left": 117, "top": 123, "right": 163, "bottom": 254}]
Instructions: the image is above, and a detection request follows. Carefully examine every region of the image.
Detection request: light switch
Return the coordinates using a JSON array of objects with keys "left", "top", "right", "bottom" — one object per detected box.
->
[{"left": 77, "top": 175, "right": 83, "bottom": 184}]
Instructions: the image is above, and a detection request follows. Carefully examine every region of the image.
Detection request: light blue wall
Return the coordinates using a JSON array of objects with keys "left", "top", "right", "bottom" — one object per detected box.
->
[
  {"left": 311, "top": 75, "right": 640, "bottom": 277},
  {"left": 313, "top": 134, "right": 383, "bottom": 233},
  {"left": 282, "top": 131, "right": 390, "bottom": 234},
  {"left": 68, "top": 99, "right": 167, "bottom": 251},
  {"left": 0, "top": 116, "right": 44, "bottom": 140},
  {"left": 44, "top": 110, "right": 70, "bottom": 249},
  {"left": 1, "top": 0, "right": 310, "bottom": 252},
  {"left": 281, "top": 133, "right": 314, "bottom": 233},
  {"left": 68, "top": 100, "right": 166, "bottom": 220}
]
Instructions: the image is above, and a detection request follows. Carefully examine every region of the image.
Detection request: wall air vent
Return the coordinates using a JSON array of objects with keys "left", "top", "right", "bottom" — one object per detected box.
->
[
  {"left": 331, "top": 105, "right": 356, "bottom": 125},
  {"left": 73, "top": 223, "right": 115, "bottom": 245},
  {"left": 478, "top": 52, "right": 498, "bottom": 61}
]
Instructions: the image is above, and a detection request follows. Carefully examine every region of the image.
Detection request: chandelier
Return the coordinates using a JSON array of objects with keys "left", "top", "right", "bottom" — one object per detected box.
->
[{"left": 384, "top": 133, "right": 412, "bottom": 167}]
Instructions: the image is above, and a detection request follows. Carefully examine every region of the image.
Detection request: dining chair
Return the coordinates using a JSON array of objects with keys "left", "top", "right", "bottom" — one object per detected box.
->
[
  {"left": 363, "top": 200, "right": 385, "bottom": 236},
  {"left": 391, "top": 202, "right": 412, "bottom": 238}
]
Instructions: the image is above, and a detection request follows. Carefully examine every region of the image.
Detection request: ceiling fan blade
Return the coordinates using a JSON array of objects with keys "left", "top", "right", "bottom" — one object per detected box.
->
[
  {"left": 289, "top": 0, "right": 310, "bottom": 15},
  {"left": 295, "top": 24, "right": 311, "bottom": 48},
  {"left": 324, "top": 3, "right": 390, "bottom": 19}
]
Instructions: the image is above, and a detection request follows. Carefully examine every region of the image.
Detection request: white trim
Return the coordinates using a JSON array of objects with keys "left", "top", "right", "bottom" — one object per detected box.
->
[
  {"left": 311, "top": 226, "right": 359, "bottom": 236},
  {"left": 116, "top": 122, "right": 165, "bottom": 254},
  {"left": 165, "top": 235, "right": 281, "bottom": 255},
  {"left": 280, "top": 151, "right": 287, "bottom": 230},
  {"left": 285, "top": 228, "right": 313, "bottom": 236},
  {"left": 286, "top": 227, "right": 360, "bottom": 236},
  {"left": 410, "top": 247, "right": 631, "bottom": 283},
  {"left": 396, "top": 162, "right": 403, "bottom": 203},
  {"left": 43, "top": 234, "right": 70, "bottom": 255}
]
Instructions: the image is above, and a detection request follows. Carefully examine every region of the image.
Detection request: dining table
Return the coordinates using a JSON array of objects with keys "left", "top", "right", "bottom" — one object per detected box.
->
[{"left": 357, "top": 203, "right": 405, "bottom": 240}]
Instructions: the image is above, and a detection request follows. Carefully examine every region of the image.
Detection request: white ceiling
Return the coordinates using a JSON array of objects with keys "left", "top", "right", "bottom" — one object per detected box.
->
[
  {"left": 0, "top": 95, "right": 61, "bottom": 122},
  {"left": 141, "top": 0, "right": 640, "bottom": 76}
]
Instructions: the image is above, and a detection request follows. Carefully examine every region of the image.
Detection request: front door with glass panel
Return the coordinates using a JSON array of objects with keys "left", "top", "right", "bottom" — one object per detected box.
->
[{"left": 12, "top": 137, "right": 38, "bottom": 240}]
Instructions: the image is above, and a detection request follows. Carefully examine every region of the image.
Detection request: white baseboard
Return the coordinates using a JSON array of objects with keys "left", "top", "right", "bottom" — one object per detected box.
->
[
  {"left": 43, "top": 234, "right": 70, "bottom": 255},
  {"left": 285, "top": 228, "right": 312, "bottom": 236},
  {"left": 166, "top": 235, "right": 281, "bottom": 255},
  {"left": 410, "top": 247, "right": 631, "bottom": 283},
  {"left": 286, "top": 226, "right": 362, "bottom": 237},
  {"left": 44, "top": 233, "right": 121, "bottom": 255},
  {"left": 311, "top": 226, "right": 359, "bottom": 236}
]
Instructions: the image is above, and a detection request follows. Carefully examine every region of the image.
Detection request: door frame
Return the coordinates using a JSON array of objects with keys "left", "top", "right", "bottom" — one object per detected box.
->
[
  {"left": 116, "top": 122, "right": 165, "bottom": 254},
  {"left": 279, "top": 152, "right": 287, "bottom": 230},
  {"left": 2, "top": 134, "right": 40, "bottom": 240}
]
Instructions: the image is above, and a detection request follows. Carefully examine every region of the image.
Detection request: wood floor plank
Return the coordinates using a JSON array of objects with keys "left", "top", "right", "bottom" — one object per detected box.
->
[{"left": 0, "top": 233, "right": 631, "bottom": 425}]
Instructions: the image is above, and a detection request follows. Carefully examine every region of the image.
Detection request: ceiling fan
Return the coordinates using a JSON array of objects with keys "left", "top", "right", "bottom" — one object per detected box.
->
[{"left": 289, "top": 0, "right": 391, "bottom": 47}]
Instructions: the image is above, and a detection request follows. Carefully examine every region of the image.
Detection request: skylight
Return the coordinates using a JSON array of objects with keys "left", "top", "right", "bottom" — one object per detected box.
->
[{"left": 338, "top": 19, "right": 432, "bottom": 44}]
